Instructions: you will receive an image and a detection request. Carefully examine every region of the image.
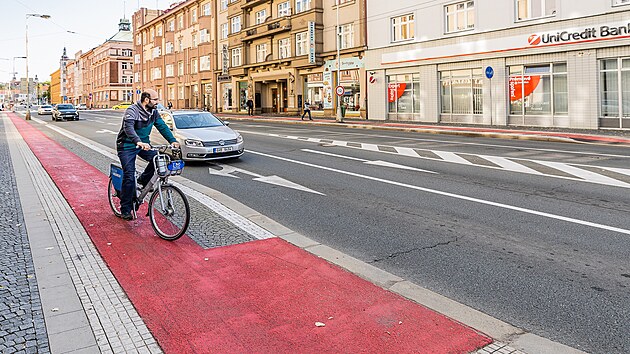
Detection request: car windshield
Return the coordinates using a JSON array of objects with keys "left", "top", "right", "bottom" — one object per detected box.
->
[
  {"left": 57, "top": 104, "right": 74, "bottom": 109},
  {"left": 173, "top": 112, "right": 224, "bottom": 129},
  {"left": 43, "top": 105, "right": 52, "bottom": 108}
]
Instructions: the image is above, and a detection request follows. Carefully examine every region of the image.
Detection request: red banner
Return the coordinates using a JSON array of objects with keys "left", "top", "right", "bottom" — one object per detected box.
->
[
  {"left": 509, "top": 75, "right": 541, "bottom": 102},
  {"left": 387, "top": 83, "right": 407, "bottom": 103}
]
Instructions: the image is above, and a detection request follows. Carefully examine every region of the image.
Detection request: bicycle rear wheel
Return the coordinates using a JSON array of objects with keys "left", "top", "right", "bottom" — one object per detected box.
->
[
  {"left": 108, "top": 177, "right": 122, "bottom": 217},
  {"left": 148, "top": 185, "right": 190, "bottom": 241}
]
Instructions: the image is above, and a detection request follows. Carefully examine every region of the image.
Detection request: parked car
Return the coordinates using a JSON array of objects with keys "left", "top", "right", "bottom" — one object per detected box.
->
[
  {"left": 52, "top": 104, "right": 79, "bottom": 121},
  {"left": 112, "top": 102, "right": 132, "bottom": 110},
  {"left": 76, "top": 103, "right": 88, "bottom": 110},
  {"left": 37, "top": 105, "right": 53, "bottom": 115},
  {"left": 155, "top": 111, "right": 244, "bottom": 161}
]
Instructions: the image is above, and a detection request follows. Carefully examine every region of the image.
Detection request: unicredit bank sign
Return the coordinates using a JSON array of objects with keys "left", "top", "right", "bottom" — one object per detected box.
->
[
  {"left": 528, "top": 23, "right": 630, "bottom": 46},
  {"left": 382, "top": 21, "right": 630, "bottom": 65}
]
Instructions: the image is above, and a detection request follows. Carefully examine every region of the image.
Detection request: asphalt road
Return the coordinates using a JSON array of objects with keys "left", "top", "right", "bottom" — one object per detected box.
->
[{"left": 34, "top": 110, "right": 630, "bottom": 353}]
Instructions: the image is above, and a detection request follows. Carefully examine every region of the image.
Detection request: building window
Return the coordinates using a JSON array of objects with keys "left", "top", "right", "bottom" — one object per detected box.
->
[
  {"left": 232, "top": 47, "right": 242, "bottom": 66},
  {"left": 445, "top": 1, "right": 475, "bottom": 33},
  {"left": 295, "top": 32, "right": 308, "bottom": 56},
  {"left": 122, "top": 76, "right": 133, "bottom": 84},
  {"left": 516, "top": 0, "right": 555, "bottom": 21},
  {"left": 256, "top": 43, "right": 268, "bottom": 62},
  {"left": 150, "top": 28, "right": 155, "bottom": 41},
  {"left": 613, "top": 0, "right": 630, "bottom": 5},
  {"left": 221, "top": 23, "right": 228, "bottom": 39},
  {"left": 509, "top": 63, "right": 568, "bottom": 117},
  {"left": 166, "top": 64, "right": 174, "bottom": 77},
  {"left": 295, "top": 0, "right": 311, "bottom": 13},
  {"left": 191, "top": 9, "right": 198, "bottom": 23},
  {"left": 600, "top": 58, "right": 630, "bottom": 122},
  {"left": 152, "top": 67, "right": 162, "bottom": 80},
  {"left": 440, "top": 69, "right": 483, "bottom": 115},
  {"left": 391, "top": 14, "right": 414, "bottom": 42},
  {"left": 177, "top": 38, "right": 183, "bottom": 52},
  {"left": 122, "top": 62, "right": 131, "bottom": 70},
  {"left": 179, "top": 85, "right": 184, "bottom": 99},
  {"left": 199, "top": 29, "right": 209, "bottom": 43},
  {"left": 387, "top": 74, "right": 421, "bottom": 114},
  {"left": 191, "top": 58, "right": 198, "bottom": 74},
  {"left": 178, "top": 61, "right": 184, "bottom": 76},
  {"left": 157, "top": 25, "right": 163, "bottom": 36},
  {"left": 168, "top": 86, "right": 175, "bottom": 100},
  {"left": 256, "top": 9, "right": 267, "bottom": 24},
  {"left": 335, "top": 0, "right": 351, "bottom": 4},
  {"left": 203, "top": 3, "right": 211, "bottom": 16},
  {"left": 200, "top": 55, "right": 211, "bottom": 71},
  {"left": 134, "top": 54, "right": 140, "bottom": 64},
  {"left": 278, "top": 1, "right": 291, "bottom": 16},
  {"left": 231, "top": 16, "right": 241, "bottom": 33},
  {"left": 279, "top": 38, "right": 290, "bottom": 59},
  {"left": 152, "top": 47, "right": 161, "bottom": 59},
  {"left": 192, "top": 33, "right": 197, "bottom": 47},
  {"left": 166, "top": 42, "right": 174, "bottom": 54},
  {"left": 178, "top": 15, "right": 184, "bottom": 29},
  {"left": 221, "top": 0, "right": 228, "bottom": 10},
  {"left": 168, "top": 20, "right": 174, "bottom": 31},
  {"left": 338, "top": 23, "right": 353, "bottom": 49},
  {"left": 136, "top": 34, "right": 142, "bottom": 45}
]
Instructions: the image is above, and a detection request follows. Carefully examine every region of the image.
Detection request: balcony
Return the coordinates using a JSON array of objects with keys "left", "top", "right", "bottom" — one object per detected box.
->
[
  {"left": 242, "top": 0, "right": 269, "bottom": 10},
  {"left": 242, "top": 18, "right": 292, "bottom": 42}
]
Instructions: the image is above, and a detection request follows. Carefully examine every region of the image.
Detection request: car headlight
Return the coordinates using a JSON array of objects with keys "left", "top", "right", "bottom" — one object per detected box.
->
[
  {"left": 236, "top": 134, "right": 243, "bottom": 143},
  {"left": 185, "top": 139, "right": 204, "bottom": 147}
]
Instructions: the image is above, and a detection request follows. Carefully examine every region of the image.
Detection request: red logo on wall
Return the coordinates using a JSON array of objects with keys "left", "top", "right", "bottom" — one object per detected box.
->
[
  {"left": 387, "top": 83, "right": 406, "bottom": 102},
  {"left": 528, "top": 34, "right": 541, "bottom": 46},
  {"left": 509, "top": 76, "right": 541, "bottom": 101}
]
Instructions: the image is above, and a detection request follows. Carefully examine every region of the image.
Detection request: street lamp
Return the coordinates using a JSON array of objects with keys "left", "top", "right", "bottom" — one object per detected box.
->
[
  {"left": 335, "top": 1, "right": 343, "bottom": 123},
  {"left": 25, "top": 13, "right": 51, "bottom": 120}
]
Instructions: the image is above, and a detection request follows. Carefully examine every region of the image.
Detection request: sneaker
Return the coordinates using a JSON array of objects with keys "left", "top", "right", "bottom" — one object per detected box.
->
[{"left": 121, "top": 213, "right": 133, "bottom": 221}]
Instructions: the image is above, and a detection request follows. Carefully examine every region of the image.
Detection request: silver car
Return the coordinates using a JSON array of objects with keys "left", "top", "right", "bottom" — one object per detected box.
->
[
  {"left": 157, "top": 111, "right": 244, "bottom": 161},
  {"left": 37, "top": 104, "right": 53, "bottom": 115}
]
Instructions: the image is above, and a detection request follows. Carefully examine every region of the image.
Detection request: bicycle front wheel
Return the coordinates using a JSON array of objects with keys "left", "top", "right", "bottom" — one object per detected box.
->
[
  {"left": 108, "top": 177, "right": 122, "bottom": 217},
  {"left": 148, "top": 185, "right": 190, "bottom": 241}
]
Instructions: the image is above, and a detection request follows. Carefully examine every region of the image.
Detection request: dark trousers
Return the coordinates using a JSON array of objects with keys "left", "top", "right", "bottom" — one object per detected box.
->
[
  {"left": 117, "top": 148, "right": 157, "bottom": 214},
  {"left": 248, "top": 106, "right": 253, "bottom": 115},
  {"left": 301, "top": 109, "right": 311, "bottom": 120}
]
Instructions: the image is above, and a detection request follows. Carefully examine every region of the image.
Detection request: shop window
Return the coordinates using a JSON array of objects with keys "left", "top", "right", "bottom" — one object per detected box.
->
[
  {"left": 509, "top": 63, "right": 567, "bottom": 117},
  {"left": 387, "top": 74, "right": 421, "bottom": 115},
  {"left": 600, "top": 58, "right": 630, "bottom": 119},
  {"left": 516, "top": 0, "right": 555, "bottom": 21},
  {"left": 440, "top": 69, "right": 483, "bottom": 115}
]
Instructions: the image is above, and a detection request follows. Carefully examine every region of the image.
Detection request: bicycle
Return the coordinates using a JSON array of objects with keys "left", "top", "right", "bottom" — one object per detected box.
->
[{"left": 108, "top": 145, "right": 190, "bottom": 241}]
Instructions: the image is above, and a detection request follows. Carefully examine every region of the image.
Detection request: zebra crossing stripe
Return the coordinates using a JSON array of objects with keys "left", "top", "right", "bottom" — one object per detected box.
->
[
  {"left": 534, "top": 160, "right": 630, "bottom": 188},
  {"left": 394, "top": 147, "right": 420, "bottom": 157},
  {"left": 433, "top": 151, "right": 473, "bottom": 165},
  {"left": 479, "top": 155, "right": 543, "bottom": 175}
]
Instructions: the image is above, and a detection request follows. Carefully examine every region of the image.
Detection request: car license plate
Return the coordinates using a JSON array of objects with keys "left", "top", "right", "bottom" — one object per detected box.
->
[{"left": 213, "top": 146, "right": 233, "bottom": 153}]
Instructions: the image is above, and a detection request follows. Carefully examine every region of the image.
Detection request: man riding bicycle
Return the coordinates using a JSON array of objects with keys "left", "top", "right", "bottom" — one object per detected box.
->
[{"left": 116, "top": 89, "right": 180, "bottom": 220}]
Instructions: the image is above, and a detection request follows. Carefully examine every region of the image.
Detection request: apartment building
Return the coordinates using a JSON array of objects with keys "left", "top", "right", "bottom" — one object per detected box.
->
[
  {"left": 366, "top": 0, "right": 630, "bottom": 129},
  {"left": 50, "top": 69, "right": 61, "bottom": 105},
  {"left": 223, "top": 0, "right": 367, "bottom": 115},
  {"left": 133, "top": 2, "right": 216, "bottom": 110}
]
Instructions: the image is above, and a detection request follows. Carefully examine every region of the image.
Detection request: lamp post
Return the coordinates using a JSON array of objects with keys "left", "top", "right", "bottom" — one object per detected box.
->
[
  {"left": 335, "top": 1, "right": 343, "bottom": 123},
  {"left": 25, "top": 13, "right": 51, "bottom": 120}
]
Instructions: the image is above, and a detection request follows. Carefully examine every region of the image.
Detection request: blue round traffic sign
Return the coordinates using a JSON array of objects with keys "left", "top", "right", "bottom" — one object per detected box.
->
[{"left": 485, "top": 66, "right": 494, "bottom": 79}]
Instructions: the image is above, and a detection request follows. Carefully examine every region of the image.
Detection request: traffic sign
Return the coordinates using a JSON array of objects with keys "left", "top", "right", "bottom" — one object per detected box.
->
[
  {"left": 136, "top": 89, "right": 141, "bottom": 94},
  {"left": 485, "top": 66, "right": 494, "bottom": 79},
  {"left": 335, "top": 85, "right": 344, "bottom": 96}
]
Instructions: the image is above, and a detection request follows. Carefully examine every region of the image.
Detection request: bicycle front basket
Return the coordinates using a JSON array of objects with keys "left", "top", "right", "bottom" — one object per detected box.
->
[{"left": 110, "top": 164, "right": 123, "bottom": 191}]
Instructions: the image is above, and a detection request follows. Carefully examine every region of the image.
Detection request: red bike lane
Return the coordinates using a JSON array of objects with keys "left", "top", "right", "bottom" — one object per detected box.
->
[{"left": 11, "top": 114, "right": 492, "bottom": 353}]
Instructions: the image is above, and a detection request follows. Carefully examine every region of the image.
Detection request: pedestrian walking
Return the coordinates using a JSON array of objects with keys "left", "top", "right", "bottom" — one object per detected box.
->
[
  {"left": 301, "top": 101, "right": 312, "bottom": 120},
  {"left": 167, "top": 101, "right": 173, "bottom": 110},
  {"left": 246, "top": 98, "right": 254, "bottom": 115}
]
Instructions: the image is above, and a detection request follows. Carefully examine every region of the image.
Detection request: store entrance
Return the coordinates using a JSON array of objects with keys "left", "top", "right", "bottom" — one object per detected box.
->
[{"left": 271, "top": 88, "right": 278, "bottom": 113}]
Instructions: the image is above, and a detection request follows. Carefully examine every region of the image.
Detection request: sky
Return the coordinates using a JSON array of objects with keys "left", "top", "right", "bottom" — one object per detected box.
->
[{"left": 0, "top": 0, "right": 170, "bottom": 83}]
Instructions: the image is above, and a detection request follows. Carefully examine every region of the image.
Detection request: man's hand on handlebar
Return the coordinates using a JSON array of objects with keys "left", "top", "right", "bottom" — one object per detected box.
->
[
  {"left": 171, "top": 141, "right": 181, "bottom": 149},
  {"left": 136, "top": 142, "right": 151, "bottom": 151}
]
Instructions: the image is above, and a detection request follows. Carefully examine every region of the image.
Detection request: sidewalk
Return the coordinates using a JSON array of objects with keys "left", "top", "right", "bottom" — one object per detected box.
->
[
  {"left": 0, "top": 112, "right": 586, "bottom": 354},
  {"left": 216, "top": 112, "right": 630, "bottom": 145}
]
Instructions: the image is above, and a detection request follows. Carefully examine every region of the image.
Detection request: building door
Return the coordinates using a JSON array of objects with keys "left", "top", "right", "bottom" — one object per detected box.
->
[{"left": 272, "top": 88, "right": 278, "bottom": 113}]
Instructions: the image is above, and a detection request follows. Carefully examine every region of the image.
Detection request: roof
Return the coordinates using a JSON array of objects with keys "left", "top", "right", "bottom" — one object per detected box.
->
[{"left": 107, "top": 30, "right": 133, "bottom": 43}]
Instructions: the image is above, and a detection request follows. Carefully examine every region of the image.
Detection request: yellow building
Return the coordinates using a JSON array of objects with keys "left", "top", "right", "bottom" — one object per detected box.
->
[{"left": 50, "top": 69, "right": 61, "bottom": 105}]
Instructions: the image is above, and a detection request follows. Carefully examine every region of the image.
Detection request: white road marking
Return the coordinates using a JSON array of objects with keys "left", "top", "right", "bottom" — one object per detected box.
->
[
  {"left": 480, "top": 155, "right": 543, "bottom": 175},
  {"left": 249, "top": 149, "right": 630, "bottom": 236},
  {"left": 394, "top": 147, "right": 420, "bottom": 157},
  {"left": 302, "top": 149, "right": 436, "bottom": 174},
  {"left": 96, "top": 129, "right": 117, "bottom": 135},
  {"left": 432, "top": 151, "right": 473, "bottom": 165},
  {"left": 534, "top": 160, "right": 630, "bottom": 188},
  {"left": 209, "top": 164, "right": 325, "bottom": 195}
]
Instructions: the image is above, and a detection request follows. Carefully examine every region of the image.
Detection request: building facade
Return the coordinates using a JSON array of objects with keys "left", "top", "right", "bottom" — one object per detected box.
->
[
  {"left": 50, "top": 69, "right": 61, "bottom": 105},
  {"left": 366, "top": 0, "right": 630, "bottom": 129}
]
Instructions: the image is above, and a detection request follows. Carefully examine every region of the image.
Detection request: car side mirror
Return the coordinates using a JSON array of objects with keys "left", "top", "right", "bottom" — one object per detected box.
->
[{"left": 224, "top": 121, "right": 230, "bottom": 126}]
